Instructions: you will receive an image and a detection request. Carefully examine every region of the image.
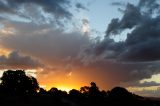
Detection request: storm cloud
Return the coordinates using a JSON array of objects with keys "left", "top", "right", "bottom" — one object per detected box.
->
[
  {"left": 82, "top": 0, "right": 160, "bottom": 62},
  {"left": 106, "top": 3, "right": 141, "bottom": 36},
  {"left": 132, "top": 81, "right": 160, "bottom": 87},
  {"left": 79, "top": 0, "right": 160, "bottom": 87},
  {"left": 0, "top": 0, "right": 160, "bottom": 90},
  {"left": 0, "top": 51, "right": 42, "bottom": 69},
  {"left": 0, "top": 0, "right": 73, "bottom": 19},
  {"left": 0, "top": 0, "right": 90, "bottom": 75},
  {"left": 0, "top": 21, "right": 90, "bottom": 68}
]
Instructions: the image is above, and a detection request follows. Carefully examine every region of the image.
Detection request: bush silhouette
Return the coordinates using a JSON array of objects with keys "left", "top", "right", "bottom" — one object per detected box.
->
[
  {"left": 109, "top": 87, "right": 134, "bottom": 100},
  {"left": 1, "top": 70, "right": 39, "bottom": 96},
  {"left": 80, "top": 86, "right": 90, "bottom": 94},
  {"left": 69, "top": 89, "right": 81, "bottom": 98}
]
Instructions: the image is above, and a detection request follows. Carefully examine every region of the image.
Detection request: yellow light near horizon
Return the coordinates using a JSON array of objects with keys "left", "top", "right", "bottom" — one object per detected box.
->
[
  {"left": 140, "top": 74, "right": 160, "bottom": 83},
  {"left": 37, "top": 69, "right": 88, "bottom": 92},
  {"left": 56, "top": 86, "right": 73, "bottom": 92},
  {"left": 40, "top": 83, "right": 80, "bottom": 92}
]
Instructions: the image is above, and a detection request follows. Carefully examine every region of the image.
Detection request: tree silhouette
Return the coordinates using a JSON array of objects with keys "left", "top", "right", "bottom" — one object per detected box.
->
[
  {"left": 69, "top": 89, "right": 81, "bottom": 98},
  {"left": 109, "top": 86, "right": 134, "bottom": 100},
  {"left": 89, "top": 82, "right": 100, "bottom": 95},
  {"left": 0, "top": 70, "right": 159, "bottom": 106},
  {"left": 1, "top": 70, "right": 39, "bottom": 96},
  {"left": 80, "top": 86, "right": 89, "bottom": 94},
  {"left": 38, "top": 87, "right": 48, "bottom": 96}
]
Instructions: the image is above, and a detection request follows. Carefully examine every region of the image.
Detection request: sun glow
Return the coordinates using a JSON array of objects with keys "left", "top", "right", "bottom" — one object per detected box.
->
[
  {"left": 0, "top": 48, "right": 10, "bottom": 56},
  {"left": 82, "top": 24, "right": 89, "bottom": 33},
  {"left": 56, "top": 86, "right": 73, "bottom": 92}
]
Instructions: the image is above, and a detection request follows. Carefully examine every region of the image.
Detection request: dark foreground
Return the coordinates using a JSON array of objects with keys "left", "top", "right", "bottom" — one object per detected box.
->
[
  {"left": 0, "top": 70, "right": 160, "bottom": 106},
  {"left": 0, "top": 89, "right": 160, "bottom": 106}
]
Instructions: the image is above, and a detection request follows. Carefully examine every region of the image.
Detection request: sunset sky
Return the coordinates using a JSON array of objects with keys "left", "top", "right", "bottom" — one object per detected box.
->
[{"left": 0, "top": 0, "right": 160, "bottom": 97}]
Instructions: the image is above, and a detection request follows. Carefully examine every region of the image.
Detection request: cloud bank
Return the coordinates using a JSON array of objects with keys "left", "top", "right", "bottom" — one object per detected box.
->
[
  {"left": 79, "top": 0, "right": 160, "bottom": 87},
  {"left": 0, "top": 0, "right": 160, "bottom": 91},
  {"left": 0, "top": 51, "right": 42, "bottom": 69}
]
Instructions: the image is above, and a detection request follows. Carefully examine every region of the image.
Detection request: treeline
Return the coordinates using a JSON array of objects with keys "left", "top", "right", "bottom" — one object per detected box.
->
[{"left": 0, "top": 70, "right": 159, "bottom": 106}]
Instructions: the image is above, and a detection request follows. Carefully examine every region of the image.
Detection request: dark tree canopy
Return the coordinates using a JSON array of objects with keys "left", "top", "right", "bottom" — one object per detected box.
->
[
  {"left": 80, "top": 86, "right": 90, "bottom": 94},
  {"left": 109, "top": 86, "right": 133, "bottom": 99},
  {"left": 1, "top": 70, "right": 39, "bottom": 95}
]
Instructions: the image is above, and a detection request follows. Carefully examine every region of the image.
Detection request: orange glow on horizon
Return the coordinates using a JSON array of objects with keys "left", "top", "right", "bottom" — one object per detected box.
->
[
  {"left": 56, "top": 85, "right": 76, "bottom": 92},
  {"left": 37, "top": 67, "right": 115, "bottom": 92},
  {"left": 0, "top": 48, "right": 10, "bottom": 56},
  {"left": 37, "top": 68, "right": 89, "bottom": 91},
  {"left": 40, "top": 83, "right": 80, "bottom": 92}
]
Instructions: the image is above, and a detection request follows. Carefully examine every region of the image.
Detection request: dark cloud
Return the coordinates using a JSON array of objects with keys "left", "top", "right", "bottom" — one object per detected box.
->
[
  {"left": 0, "top": 0, "right": 72, "bottom": 20},
  {"left": 0, "top": 1, "right": 14, "bottom": 13},
  {"left": 138, "top": 0, "right": 160, "bottom": 14},
  {"left": 134, "top": 81, "right": 160, "bottom": 87},
  {"left": 121, "top": 81, "right": 160, "bottom": 87},
  {"left": 0, "top": 21, "right": 90, "bottom": 70},
  {"left": 76, "top": 3, "right": 88, "bottom": 11},
  {"left": 0, "top": 51, "right": 42, "bottom": 69},
  {"left": 82, "top": 18, "right": 89, "bottom": 25},
  {"left": 107, "top": 0, "right": 160, "bottom": 36},
  {"left": 111, "top": 2, "right": 125, "bottom": 6},
  {"left": 78, "top": 0, "right": 160, "bottom": 88},
  {"left": 78, "top": 57, "right": 160, "bottom": 86},
  {"left": 94, "top": 0, "right": 160, "bottom": 62},
  {"left": 1, "top": 0, "right": 160, "bottom": 91},
  {"left": 133, "top": 87, "right": 160, "bottom": 97},
  {"left": 106, "top": 3, "right": 141, "bottom": 36}
]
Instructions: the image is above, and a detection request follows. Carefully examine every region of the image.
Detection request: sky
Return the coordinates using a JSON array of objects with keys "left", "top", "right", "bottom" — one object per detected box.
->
[{"left": 0, "top": 0, "right": 160, "bottom": 97}]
